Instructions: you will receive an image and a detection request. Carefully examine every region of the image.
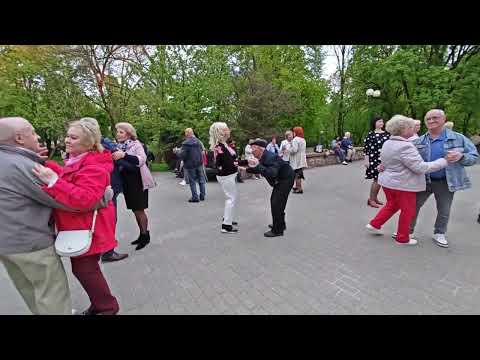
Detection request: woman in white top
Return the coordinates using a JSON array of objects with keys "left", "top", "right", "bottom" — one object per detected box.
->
[
  {"left": 289, "top": 126, "right": 308, "bottom": 194},
  {"left": 280, "top": 130, "right": 293, "bottom": 163}
]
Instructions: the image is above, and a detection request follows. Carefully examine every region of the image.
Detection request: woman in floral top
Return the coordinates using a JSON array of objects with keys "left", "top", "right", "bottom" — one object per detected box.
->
[{"left": 364, "top": 116, "right": 390, "bottom": 208}]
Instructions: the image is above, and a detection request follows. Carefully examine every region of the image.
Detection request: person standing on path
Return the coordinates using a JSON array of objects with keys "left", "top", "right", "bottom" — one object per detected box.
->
[
  {"left": 289, "top": 126, "right": 307, "bottom": 194},
  {"left": 239, "top": 139, "right": 295, "bottom": 237},
  {"left": 409, "top": 109, "right": 478, "bottom": 248},
  {"left": 280, "top": 130, "right": 293, "bottom": 164},
  {"left": 0, "top": 117, "right": 72, "bottom": 315},
  {"left": 177, "top": 128, "right": 207, "bottom": 203},
  {"left": 364, "top": 116, "right": 390, "bottom": 208},
  {"left": 210, "top": 122, "right": 239, "bottom": 234}
]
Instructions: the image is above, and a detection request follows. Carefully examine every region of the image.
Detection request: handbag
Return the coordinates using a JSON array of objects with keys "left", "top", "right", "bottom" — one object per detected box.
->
[{"left": 54, "top": 210, "right": 97, "bottom": 257}]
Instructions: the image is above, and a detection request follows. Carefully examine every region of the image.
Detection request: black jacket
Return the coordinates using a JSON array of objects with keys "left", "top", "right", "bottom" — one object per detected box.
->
[
  {"left": 247, "top": 150, "right": 294, "bottom": 187},
  {"left": 178, "top": 137, "right": 204, "bottom": 169},
  {"left": 215, "top": 143, "right": 238, "bottom": 177}
]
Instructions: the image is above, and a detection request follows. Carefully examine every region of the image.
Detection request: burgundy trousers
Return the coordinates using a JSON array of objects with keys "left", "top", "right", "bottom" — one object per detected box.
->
[{"left": 71, "top": 254, "right": 119, "bottom": 314}]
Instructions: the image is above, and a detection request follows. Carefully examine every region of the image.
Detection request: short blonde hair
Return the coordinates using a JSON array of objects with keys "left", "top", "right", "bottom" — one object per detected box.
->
[
  {"left": 344, "top": 131, "right": 351, "bottom": 138},
  {"left": 115, "top": 122, "right": 137, "bottom": 140},
  {"left": 69, "top": 117, "right": 104, "bottom": 152},
  {"left": 385, "top": 115, "right": 415, "bottom": 136},
  {"left": 285, "top": 130, "right": 293, "bottom": 137},
  {"left": 445, "top": 121, "right": 454, "bottom": 130}
]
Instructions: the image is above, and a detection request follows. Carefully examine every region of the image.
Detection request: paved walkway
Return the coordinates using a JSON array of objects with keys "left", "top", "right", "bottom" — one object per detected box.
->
[{"left": 2, "top": 162, "right": 480, "bottom": 314}]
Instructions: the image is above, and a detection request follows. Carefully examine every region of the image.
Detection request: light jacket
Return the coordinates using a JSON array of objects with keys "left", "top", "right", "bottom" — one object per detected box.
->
[
  {"left": 412, "top": 129, "right": 478, "bottom": 192},
  {"left": 122, "top": 140, "right": 156, "bottom": 190},
  {"left": 289, "top": 136, "right": 307, "bottom": 170},
  {"left": 44, "top": 151, "right": 117, "bottom": 257},
  {"left": 378, "top": 136, "right": 448, "bottom": 192}
]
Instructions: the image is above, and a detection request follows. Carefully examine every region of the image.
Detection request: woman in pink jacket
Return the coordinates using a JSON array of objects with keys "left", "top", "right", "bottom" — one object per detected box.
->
[
  {"left": 365, "top": 115, "right": 451, "bottom": 245},
  {"left": 112, "top": 122, "right": 156, "bottom": 250},
  {"left": 32, "top": 118, "right": 119, "bottom": 315}
]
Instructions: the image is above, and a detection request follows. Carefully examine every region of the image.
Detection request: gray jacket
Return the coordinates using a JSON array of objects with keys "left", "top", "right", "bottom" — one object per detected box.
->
[{"left": 0, "top": 145, "right": 69, "bottom": 255}]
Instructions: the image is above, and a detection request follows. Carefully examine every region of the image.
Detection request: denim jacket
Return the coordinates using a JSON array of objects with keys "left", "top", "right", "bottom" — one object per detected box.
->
[{"left": 412, "top": 129, "right": 478, "bottom": 192}]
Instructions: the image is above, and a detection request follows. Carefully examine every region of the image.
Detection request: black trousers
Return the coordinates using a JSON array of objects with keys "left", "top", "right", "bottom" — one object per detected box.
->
[{"left": 270, "top": 174, "right": 295, "bottom": 233}]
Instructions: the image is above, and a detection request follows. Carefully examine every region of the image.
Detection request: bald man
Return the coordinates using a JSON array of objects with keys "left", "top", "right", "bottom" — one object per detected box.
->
[
  {"left": 177, "top": 128, "right": 206, "bottom": 202},
  {"left": 409, "top": 110, "right": 478, "bottom": 248},
  {"left": 0, "top": 117, "right": 72, "bottom": 314}
]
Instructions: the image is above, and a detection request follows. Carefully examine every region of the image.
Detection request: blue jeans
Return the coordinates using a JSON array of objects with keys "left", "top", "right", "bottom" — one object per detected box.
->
[{"left": 186, "top": 166, "right": 206, "bottom": 200}]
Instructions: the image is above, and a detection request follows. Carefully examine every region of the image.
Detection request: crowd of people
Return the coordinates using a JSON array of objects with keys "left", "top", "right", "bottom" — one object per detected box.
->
[{"left": 0, "top": 107, "right": 478, "bottom": 315}]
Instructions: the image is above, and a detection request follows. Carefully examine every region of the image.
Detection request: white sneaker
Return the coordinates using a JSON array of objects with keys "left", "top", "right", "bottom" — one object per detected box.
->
[
  {"left": 433, "top": 234, "right": 449, "bottom": 248},
  {"left": 365, "top": 224, "right": 383, "bottom": 235},
  {"left": 342, "top": 161, "right": 348, "bottom": 165},
  {"left": 72, "top": 309, "right": 79, "bottom": 315},
  {"left": 396, "top": 238, "right": 418, "bottom": 246},
  {"left": 179, "top": 180, "right": 186, "bottom": 186}
]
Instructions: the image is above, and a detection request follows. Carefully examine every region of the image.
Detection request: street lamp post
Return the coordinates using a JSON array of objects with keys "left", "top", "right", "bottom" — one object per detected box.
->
[{"left": 366, "top": 88, "right": 381, "bottom": 120}]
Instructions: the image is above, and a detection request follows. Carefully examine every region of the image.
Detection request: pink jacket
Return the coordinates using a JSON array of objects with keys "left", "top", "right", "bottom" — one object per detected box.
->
[
  {"left": 124, "top": 140, "right": 156, "bottom": 190},
  {"left": 44, "top": 151, "right": 117, "bottom": 257},
  {"left": 378, "top": 136, "right": 448, "bottom": 192}
]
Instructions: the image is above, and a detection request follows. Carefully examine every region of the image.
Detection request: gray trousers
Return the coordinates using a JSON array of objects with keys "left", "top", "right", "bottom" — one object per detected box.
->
[
  {"left": 410, "top": 179, "right": 455, "bottom": 235},
  {"left": 0, "top": 246, "right": 71, "bottom": 315}
]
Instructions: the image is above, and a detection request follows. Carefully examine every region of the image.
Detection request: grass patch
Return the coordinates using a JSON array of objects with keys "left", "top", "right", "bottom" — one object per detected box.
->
[{"left": 150, "top": 162, "right": 170, "bottom": 172}]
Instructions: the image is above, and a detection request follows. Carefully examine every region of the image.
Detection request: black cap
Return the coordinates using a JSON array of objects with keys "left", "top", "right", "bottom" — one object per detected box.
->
[{"left": 251, "top": 139, "right": 267, "bottom": 148}]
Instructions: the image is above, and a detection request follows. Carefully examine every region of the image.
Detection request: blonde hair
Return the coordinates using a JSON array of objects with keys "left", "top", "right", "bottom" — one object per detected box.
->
[
  {"left": 68, "top": 117, "right": 104, "bottom": 152},
  {"left": 115, "top": 122, "right": 138, "bottom": 140},
  {"left": 385, "top": 115, "right": 415, "bottom": 136},
  {"left": 445, "top": 121, "right": 454, "bottom": 130},
  {"left": 285, "top": 130, "right": 293, "bottom": 137},
  {"left": 209, "top": 122, "right": 229, "bottom": 151}
]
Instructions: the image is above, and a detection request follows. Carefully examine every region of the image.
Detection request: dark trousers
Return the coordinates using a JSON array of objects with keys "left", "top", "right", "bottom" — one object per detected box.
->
[
  {"left": 71, "top": 254, "right": 119, "bottom": 313},
  {"left": 270, "top": 175, "right": 295, "bottom": 233},
  {"left": 186, "top": 166, "right": 206, "bottom": 200}
]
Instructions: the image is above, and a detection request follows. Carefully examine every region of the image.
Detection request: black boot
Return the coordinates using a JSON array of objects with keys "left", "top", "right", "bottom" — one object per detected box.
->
[
  {"left": 135, "top": 231, "right": 150, "bottom": 251},
  {"left": 131, "top": 234, "right": 142, "bottom": 245}
]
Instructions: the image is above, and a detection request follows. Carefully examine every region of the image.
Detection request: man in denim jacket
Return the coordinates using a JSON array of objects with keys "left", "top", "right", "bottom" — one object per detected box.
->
[{"left": 410, "top": 109, "right": 478, "bottom": 248}]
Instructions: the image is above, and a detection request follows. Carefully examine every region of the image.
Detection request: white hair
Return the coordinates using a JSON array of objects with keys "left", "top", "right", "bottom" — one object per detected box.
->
[
  {"left": 115, "top": 122, "right": 138, "bottom": 140},
  {"left": 69, "top": 117, "right": 104, "bottom": 152},
  {"left": 385, "top": 115, "right": 415, "bottom": 136},
  {"left": 344, "top": 131, "right": 351, "bottom": 138},
  {"left": 209, "top": 122, "right": 229, "bottom": 151},
  {"left": 425, "top": 109, "right": 446, "bottom": 120}
]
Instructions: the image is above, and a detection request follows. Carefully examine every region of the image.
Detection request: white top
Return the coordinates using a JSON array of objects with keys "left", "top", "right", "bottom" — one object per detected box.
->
[
  {"left": 279, "top": 139, "right": 291, "bottom": 162},
  {"left": 289, "top": 136, "right": 307, "bottom": 170},
  {"left": 244, "top": 144, "right": 254, "bottom": 160}
]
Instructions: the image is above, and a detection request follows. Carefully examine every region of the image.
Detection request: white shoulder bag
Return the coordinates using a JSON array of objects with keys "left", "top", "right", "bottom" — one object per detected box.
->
[{"left": 55, "top": 210, "right": 97, "bottom": 257}]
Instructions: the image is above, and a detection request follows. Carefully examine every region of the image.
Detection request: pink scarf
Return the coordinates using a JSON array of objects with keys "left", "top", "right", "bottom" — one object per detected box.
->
[{"left": 64, "top": 152, "right": 89, "bottom": 167}]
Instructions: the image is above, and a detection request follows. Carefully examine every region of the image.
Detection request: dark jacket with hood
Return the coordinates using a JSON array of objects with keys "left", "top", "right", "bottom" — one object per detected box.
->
[{"left": 178, "top": 136, "right": 204, "bottom": 169}]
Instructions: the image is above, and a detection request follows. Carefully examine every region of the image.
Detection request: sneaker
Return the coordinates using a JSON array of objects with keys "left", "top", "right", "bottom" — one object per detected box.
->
[
  {"left": 396, "top": 238, "right": 418, "bottom": 246},
  {"left": 342, "top": 161, "right": 348, "bottom": 165},
  {"left": 392, "top": 232, "right": 416, "bottom": 240},
  {"left": 365, "top": 223, "right": 383, "bottom": 235},
  {"left": 433, "top": 233, "right": 449, "bottom": 248},
  {"left": 188, "top": 198, "right": 200, "bottom": 203},
  {"left": 221, "top": 224, "right": 238, "bottom": 234},
  {"left": 179, "top": 180, "right": 186, "bottom": 186}
]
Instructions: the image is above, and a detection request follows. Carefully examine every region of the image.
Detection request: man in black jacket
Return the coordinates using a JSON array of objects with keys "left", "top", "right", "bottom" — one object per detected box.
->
[
  {"left": 177, "top": 128, "right": 206, "bottom": 203},
  {"left": 241, "top": 139, "right": 295, "bottom": 237}
]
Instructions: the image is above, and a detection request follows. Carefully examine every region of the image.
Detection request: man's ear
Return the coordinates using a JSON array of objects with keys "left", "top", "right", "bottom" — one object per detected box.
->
[{"left": 15, "top": 131, "right": 25, "bottom": 146}]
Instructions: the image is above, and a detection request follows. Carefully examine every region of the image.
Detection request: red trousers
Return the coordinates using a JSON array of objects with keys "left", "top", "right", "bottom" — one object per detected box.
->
[
  {"left": 369, "top": 187, "right": 416, "bottom": 243},
  {"left": 71, "top": 254, "right": 119, "bottom": 314}
]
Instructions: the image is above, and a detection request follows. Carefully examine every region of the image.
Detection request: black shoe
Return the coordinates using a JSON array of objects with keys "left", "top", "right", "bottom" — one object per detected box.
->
[
  {"left": 268, "top": 224, "right": 286, "bottom": 231},
  {"left": 292, "top": 189, "right": 303, "bottom": 194},
  {"left": 135, "top": 231, "right": 150, "bottom": 251},
  {"left": 80, "top": 306, "right": 118, "bottom": 315},
  {"left": 200, "top": 196, "right": 205, "bottom": 201},
  {"left": 131, "top": 233, "right": 142, "bottom": 245},
  {"left": 264, "top": 230, "right": 283, "bottom": 237},
  {"left": 102, "top": 251, "right": 128, "bottom": 263},
  {"left": 477, "top": 214, "right": 480, "bottom": 224},
  {"left": 221, "top": 224, "right": 238, "bottom": 234},
  {"left": 188, "top": 198, "right": 200, "bottom": 203}
]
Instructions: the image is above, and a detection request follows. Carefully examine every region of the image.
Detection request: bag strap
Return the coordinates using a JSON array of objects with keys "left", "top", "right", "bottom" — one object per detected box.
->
[{"left": 90, "top": 210, "right": 98, "bottom": 233}]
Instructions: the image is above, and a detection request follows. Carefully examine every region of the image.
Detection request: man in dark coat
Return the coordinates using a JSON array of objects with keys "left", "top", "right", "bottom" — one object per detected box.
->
[{"left": 240, "top": 139, "right": 295, "bottom": 237}]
